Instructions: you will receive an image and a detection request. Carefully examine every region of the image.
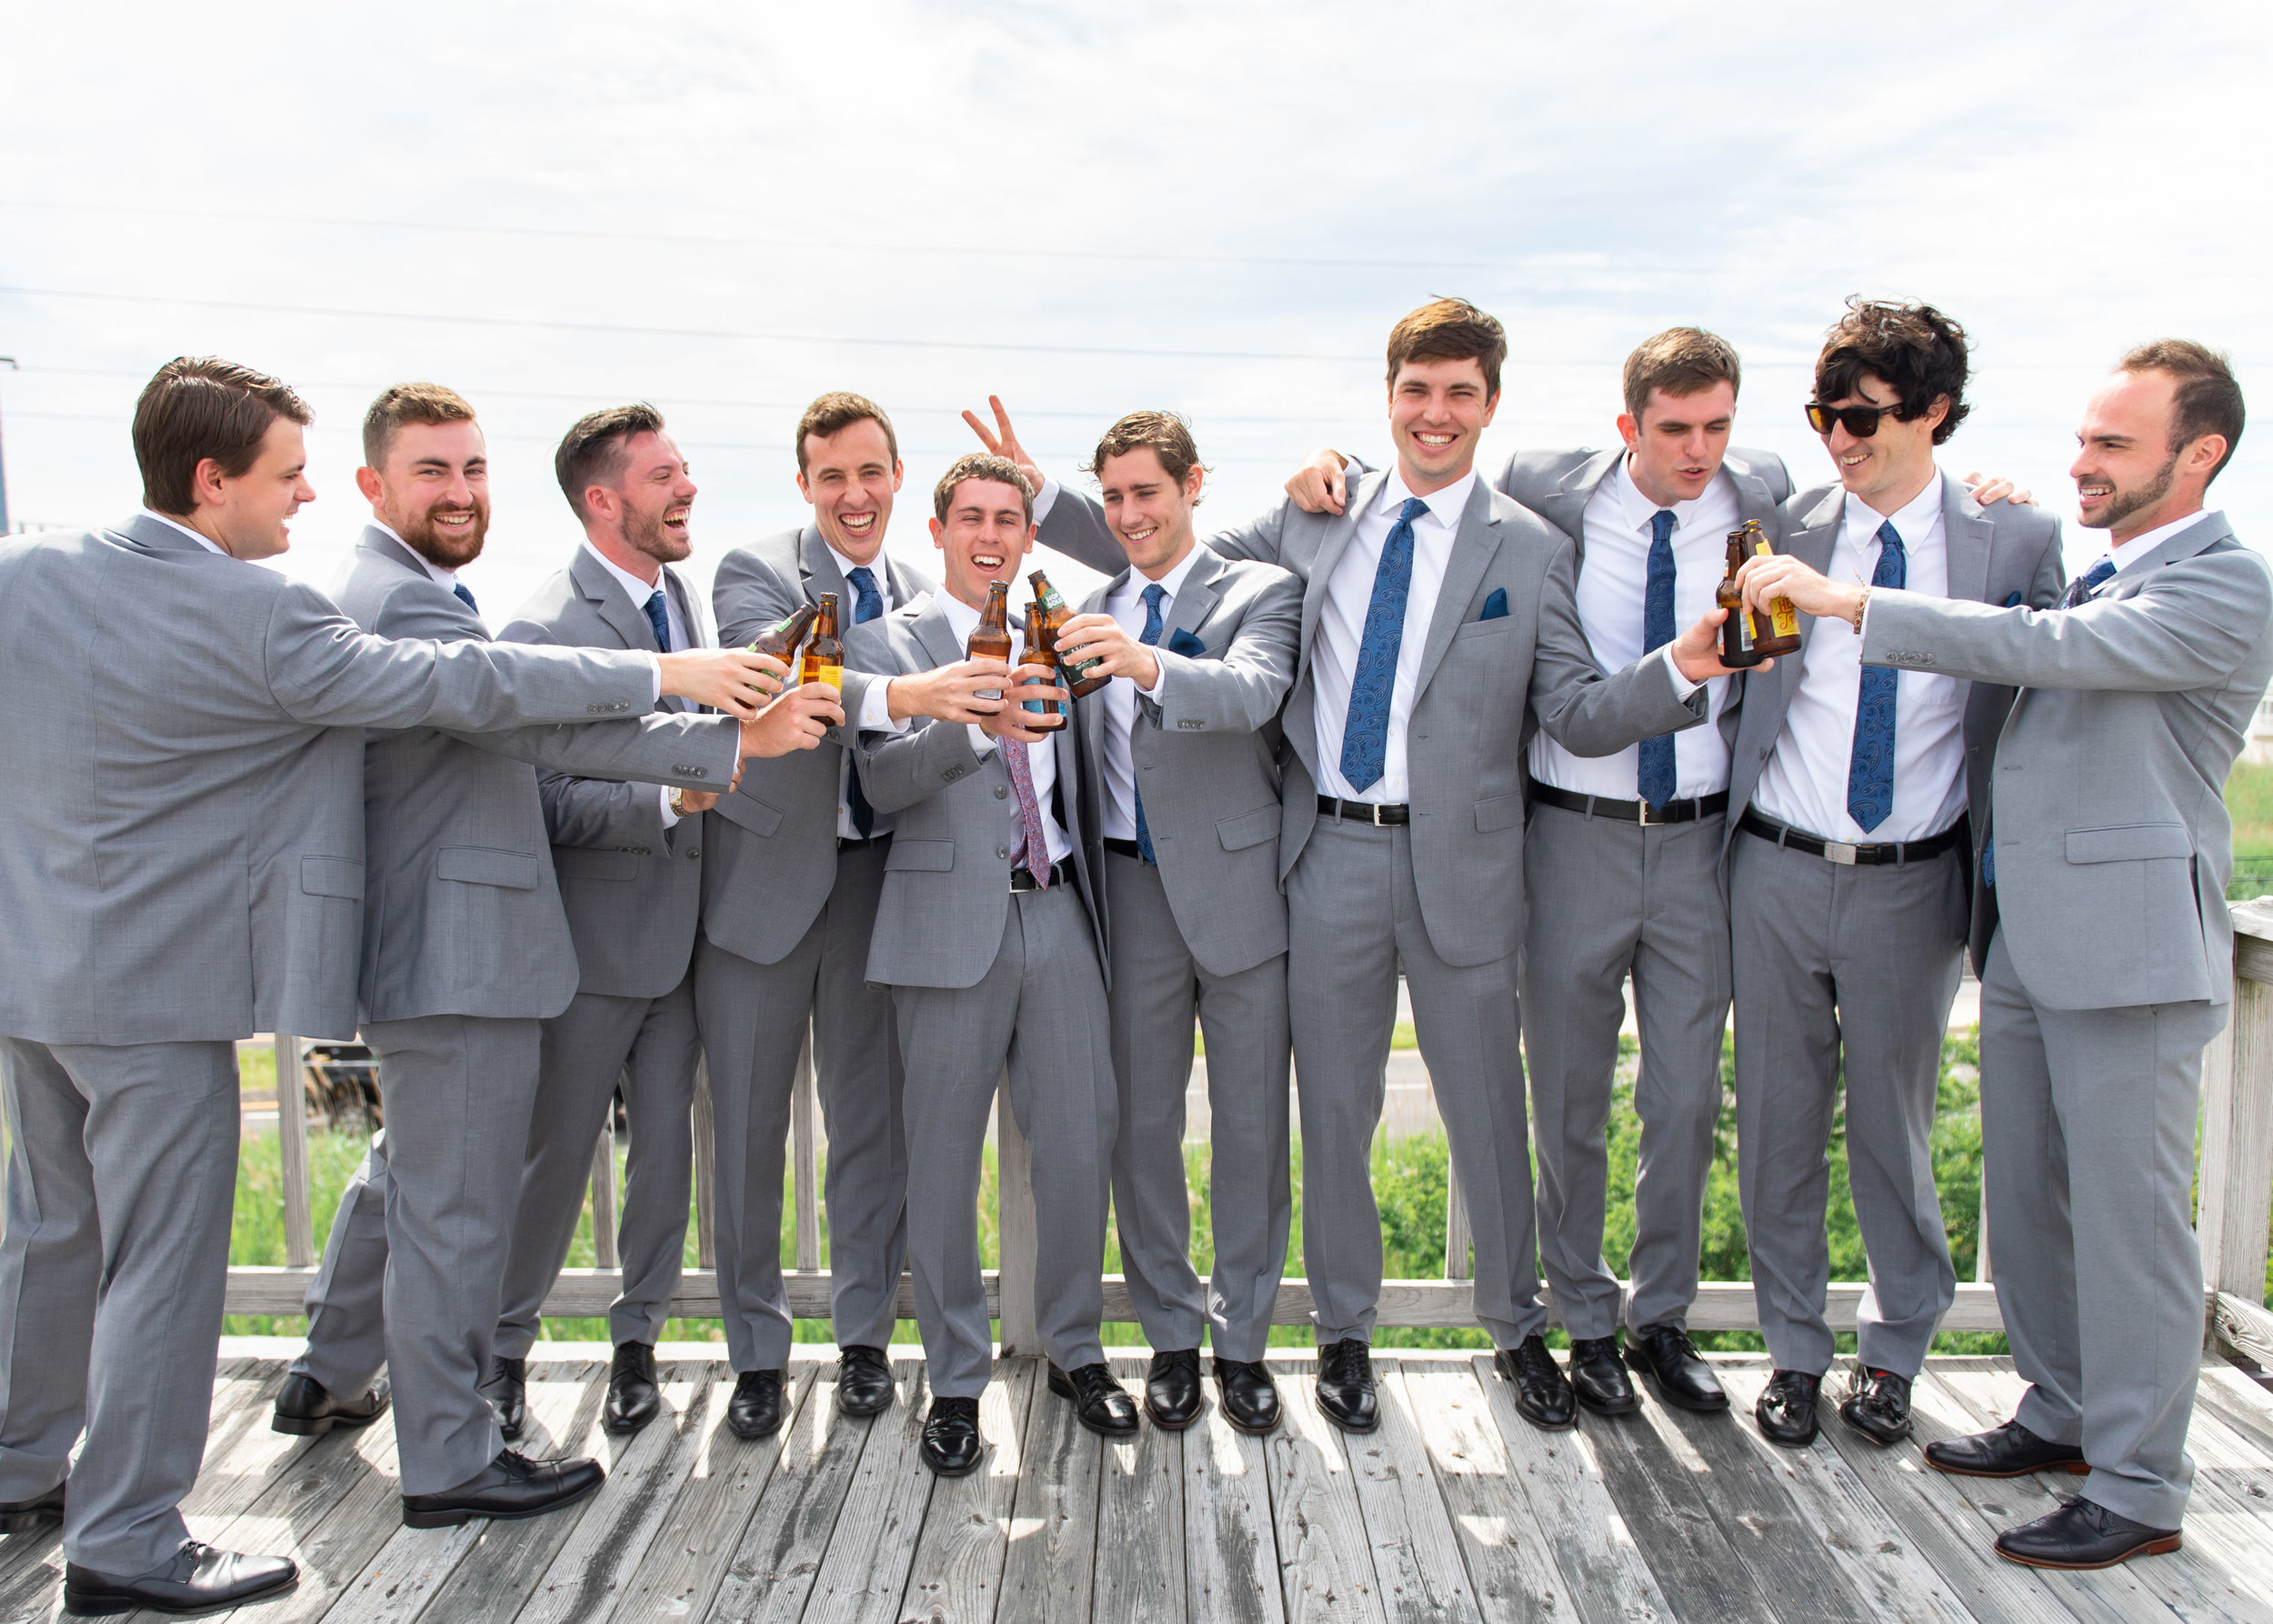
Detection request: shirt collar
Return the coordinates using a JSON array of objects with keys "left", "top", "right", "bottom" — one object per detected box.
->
[
  {"left": 1115, "top": 546, "right": 1202, "bottom": 606},
  {"left": 139, "top": 508, "right": 227, "bottom": 556},
  {"left": 2108, "top": 510, "right": 2209, "bottom": 571},
  {"left": 1843, "top": 470, "right": 1945, "bottom": 548},
  {"left": 1381, "top": 466, "right": 1476, "bottom": 530},
  {"left": 374, "top": 519, "right": 459, "bottom": 587},
  {"left": 826, "top": 540, "right": 890, "bottom": 594},
  {"left": 581, "top": 539, "right": 666, "bottom": 615},
  {"left": 1609, "top": 455, "right": 1726, "bottom": 538}
]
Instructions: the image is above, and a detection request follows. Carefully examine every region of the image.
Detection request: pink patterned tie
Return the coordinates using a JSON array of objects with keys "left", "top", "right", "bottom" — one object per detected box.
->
[{"left": 1002, "top": 736, "right": 1052, "bottom": 887}]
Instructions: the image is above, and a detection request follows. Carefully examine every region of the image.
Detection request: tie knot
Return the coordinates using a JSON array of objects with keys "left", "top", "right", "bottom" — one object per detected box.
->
[
  {"left": 1399, "top": 496, "right": 1431, "bottom": 525},
  {"left": 2086, "top": 557, "right": 2117, "bottom": 587},
  {"left": 1876, "top": 519, "right": 1906, "bottom": 556},
  {"left": 452, "top": 581, "right": 479, "bottom": 615},
  {"left": 1650, "top": 510, "right": 1677, "bottom": 546},
  {"left": 846, "top": 566, "right": 876, "bottom": 591},
  {"left": 646, "top": 589, "right": 666, "bottom": 613},
  {"left": 1141, "top": 583, "right": 1165, "bottom": 609}
]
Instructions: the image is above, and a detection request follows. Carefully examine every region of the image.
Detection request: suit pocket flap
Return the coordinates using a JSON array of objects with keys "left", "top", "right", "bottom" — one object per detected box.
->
[
  {"left": 299, "top": 856, "right": 365, "bottom": 898},
  {"left": 2065, "top": 822, "right": 2191, "bottom": 864},
  {"left": 885, "top": 838, "right": 956, "bottom": 873},
  {"left": 713, "top": 790, "right": 785, "bottom": 838},
  {"left": 1217, "top": 805, "right": 1281, "bottom": 852},
  {"left": 553, "top": 847, "right": 641, "bottom": 882},
  {"left": 436, "top": 847, "right": 541, "bottom": 889},
  {"left": 1476, "top": 793, "right": 1526, "bottom": 833}
]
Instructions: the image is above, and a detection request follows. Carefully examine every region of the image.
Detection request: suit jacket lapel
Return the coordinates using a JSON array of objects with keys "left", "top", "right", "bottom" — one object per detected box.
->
[
  {"left": 883, "top": 554, "right": 929, "bottom": 613},
  {"left": 1727, "top": 457, "right": 1781, "bottom": 531},
  {"left": 910, "top": 599, "right": 965, "bottom": 670},
  {"left": 1537, "top": 449, "right": 1618, "bottom": 550},
  {"left": 2116, "top": 510, "right": 2232, "bottom": 594},
  {"left": 362, "top": 525, "right": 429, "bottom": 580},
  {"left": 572, "top": 546, "right": 659, "bottom": 653},
  {"left": 1164, "top": 547, "right": 1225, "bottom": 645},
  {"left": 1413, "top": 481, "right": 1504, "bottom": 700},
  {"left": 665, "top": 564, "right": 712, "bottom": 648},
  {"left": 1298, "top": 472, "right": 1379, "bottom": 673},
  {"left": 801, "top": 527, "right": 852, "bottom": 614},
  {"left": 1940, "top": 477, "right": 1992, "bottom": 606}
]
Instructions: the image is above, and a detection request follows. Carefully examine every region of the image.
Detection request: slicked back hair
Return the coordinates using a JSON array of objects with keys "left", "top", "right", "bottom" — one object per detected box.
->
[
  {"left": 1386, "top": 297, "right": 1507, "bottom": 398},
  {"left": 796, "top": 391, "right": 899, "bottom": 476},
  {"left": 1815, "top": 298, "right": 1971, "bottom": 445},
  {"left": 2119, "top": 339, "right": 2246, "bottom": 483},
  {"left": 363, "top": 382, "right": 477, "bottom": 469},
  {"left": 132, "top": 356, "right": 312, "bottom": 516},
  {"left": 1623, "top": 327, "right": 1742, "bottom": 421},
  {"left": 932, "top": 452, "right": 1034, "bottom": 526},
  {"left": 556, "top": 402, "right": 666, "bottom": 519},
  {"left": 1084, "top": 410, "right": 1207, "bottom": 495}
]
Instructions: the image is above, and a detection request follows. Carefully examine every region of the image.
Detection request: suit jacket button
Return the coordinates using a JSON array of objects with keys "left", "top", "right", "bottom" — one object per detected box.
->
[
  {"left": 996, "top": 845, "right": 1011, "bottom": 860},
  {"left": 995, "top": 785, "right": 1007, "bottom": 798},
  {"left": 686, "top": 847, "right": 700, "bottom": 858}
]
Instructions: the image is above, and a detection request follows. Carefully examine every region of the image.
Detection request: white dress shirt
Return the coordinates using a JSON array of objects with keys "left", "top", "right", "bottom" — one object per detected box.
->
[
  {"left": 1527, "top": 456, "right": 1737, "bottom": 800},
  {"left": 1753, "top": 473, "right": 1967, "bottom": 843},
  {"left": 1098, "top": 549, "right": 1196, "bottom": 840},
  {"left": 140, "top": 508, "right": 228, "bottom": 556},
  {"left": 828, "top": 545, "right": 897, "bottom": 840},
  {"left": 935, "top": 590, "right": 1073, "bottom": 867},
  {"left": 1312, "top": 468, "right": 1474, "bottom": 804}
]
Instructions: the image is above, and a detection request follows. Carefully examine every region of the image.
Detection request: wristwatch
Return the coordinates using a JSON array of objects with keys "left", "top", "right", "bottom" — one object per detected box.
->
[{"left": 667, "top": 787, "right": 689, "bottom": 817}]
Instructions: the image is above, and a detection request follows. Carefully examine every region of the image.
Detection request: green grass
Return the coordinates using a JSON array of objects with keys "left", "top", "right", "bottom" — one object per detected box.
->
[{"left": 2228, "top": 761, "right": 2273, "bottom": 857}]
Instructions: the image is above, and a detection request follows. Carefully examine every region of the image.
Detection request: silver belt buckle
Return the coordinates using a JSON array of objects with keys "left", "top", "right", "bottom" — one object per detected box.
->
[
  {"left": 1637, "top": 799, "right": 1665, "bottom": 827},
  {"left": 1369, "top": 803, "right": 1392, "bottom": 827},
  {"left": 1822, "top": 840, "right": 1858, "bottom": 866}
]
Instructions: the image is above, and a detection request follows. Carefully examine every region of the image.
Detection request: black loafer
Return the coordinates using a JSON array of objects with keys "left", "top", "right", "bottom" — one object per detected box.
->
[
  {"left": 0, "top": 1480, "right": 64, "bottom": 1533},
  {"left": 1925, "top": 1418, "right": 2090, "bottom": 1479},
  {"left": 1048, "top": 1362, "right": 1140, "bottom": 1437},
  {"left": 400, "top": 1449, "right": 604, "bottom": 1529},
  {"left": 921, "top": 1396, "right": 984, "bottom": 1477},
  {"left": 64, "top": 1542, "right": 296, "bottom": 1616},
  {"left": 1144, "top": 1349, "right": 1204, "bottom": 1429},
  {"left": 837, "top": 1345, "right": 896, "bottom": 1418},
  {"left": 1837, "top": 1364, "right": 1913, "bottom": 1447},
  {"left": 1567, "top": 1335, "right": 1639, "bottom": 1416},
  {"left": 1315, "top": 1338, "right": 1378, "bottom": 1434},
  {"left": 1755, "top": 1369, "right": 1821, "bottom": 1449},
  {"left": 1497, "top": 1336, "right": 1576, "bottom": 1431},
  {"left": 727, "top": 1369, "right": 786, "bottom": 1439},
  {"left": 485, "top": 1356, "right": 527, "bottom": 1441},
  {"left": 1994, "top": 1497, "right": 2181, "bottom": 1569},
  {"left": 1624, "top": 1322, "right": 1729, "bottom": 1412},
  {"left": 605, "top": 1342, "right": 661, "bottom": 1435},
  {"left": 1214, "top": 1358, "right": 1282, "bottom": 1436},
  {"left": 272, "top": 1372, "right": 391, "bottom": 1437}
]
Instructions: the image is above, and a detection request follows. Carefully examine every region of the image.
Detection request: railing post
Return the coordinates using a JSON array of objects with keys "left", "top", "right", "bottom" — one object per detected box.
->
[
  {"left": 2198, "top": 907, "right": 2273, "bottom": 1305},
  {"left": 692, "top": 1057, "right": 716, "bottom": 1270},
  {"left": 996, "top": 1070, "right": 1039, "bottom": 1355},
  {"left": 591, "top": 1114, "right": 620, "bottom": 1270},
  {"left": 275, "top": 1035, "right": 315, "bottom": 1269},
  {"left": 792, "top": 1024, "right": 821, "bottom": 1273},
  {"left": 1444, "top": 1144, "right": 1472, "bottom": 1282}
]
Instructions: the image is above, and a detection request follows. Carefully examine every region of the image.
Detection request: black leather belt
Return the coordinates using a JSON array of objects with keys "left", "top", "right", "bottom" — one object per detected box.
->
[
  {"left": 1317, "top": 796, "right": 1409, "bottom": 827},
  {"left": 1009, "top": 858, "right": 1076, "bottom": 892},
  {"left": 1103, "top": 837, "right": 1149, "bottom": 861},
  {"left": 1739, "top": 809, "right": 1966, "bottom": 867},
  {"left": 837, "top": 832, "right": 892, "bottom": 852},
  {"left": 1527, "top": 779, "right": 1729, "bottom": 827}
]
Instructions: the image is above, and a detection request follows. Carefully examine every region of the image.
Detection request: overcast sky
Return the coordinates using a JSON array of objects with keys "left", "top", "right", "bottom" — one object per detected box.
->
[{"left": 4, "top": 1, "right": 2267, "bottom": 617}]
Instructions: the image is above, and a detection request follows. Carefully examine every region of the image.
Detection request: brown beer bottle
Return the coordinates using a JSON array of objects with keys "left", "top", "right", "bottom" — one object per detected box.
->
[
  {"left": 748, "top": 601, "right": 817, "bottom": 660},
  {"left": 966, "top": 579, "right": 1014, "bottom": 701},
  {"left": 1717, "top": 534, "right": 1767, "bottom": 667},
  {"left": 1737, "top": 520, "right": 1802, "bottom": 657},
  {"left": 1029, "top": 570, "right": 1109, "bottom": 698},
  {"left": 1016, "top": 598, "right": 1066, "bottom": 723},
  {"left": 801, "top": 593, "right": 845, "bottom": 689}
]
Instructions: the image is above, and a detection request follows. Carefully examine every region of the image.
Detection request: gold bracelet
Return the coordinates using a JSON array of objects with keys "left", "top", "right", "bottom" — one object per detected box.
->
[{"left": 1851, "top": 586, "right": 1870, "bottom": 635}]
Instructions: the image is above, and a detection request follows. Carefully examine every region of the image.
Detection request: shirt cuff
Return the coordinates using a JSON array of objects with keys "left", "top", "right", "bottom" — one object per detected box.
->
[
  {"left": 1659, "top": 644, "right": 1703, "bottom": 699},
  {"left": 1033, "top": 477, "right": 1059, "bottom": 526},
  {"left": 1136, "top": 659, "right": 1167, "bottom": 700},
  {"left": 966, "top": 723, "right": 999, "bottom": 756},
  {"left": 645, "top": 651, "right": 663, "bottom": 703},
  {"left": 658, "top": 784, "right": 680, "bottom": 829},
  {"left": 857, "top": 676, "right": 900, "bottom": 732}
]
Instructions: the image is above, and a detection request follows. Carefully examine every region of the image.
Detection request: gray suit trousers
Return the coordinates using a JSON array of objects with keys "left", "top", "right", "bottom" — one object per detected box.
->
[
  {"left": 1731, "top": 833, "right": 1964, "bottom": 1377},
  {"left": 1980, "top": 928, "right": 2219, "bottom": 1529},
  {"left": 0, "top": 1038, "right": 238, "bottom": 1575},
  {"left": 1288, "top": 818, "right": 1536, "bottom": 1347},
  {"left": 1521, "top": 805, "right": 1729, "bottom": 1340},
  {"left": 895, "top": 883, "right": 1116, "bottom": 1397},
  {"left": 695, "top": 839, "right": 907, "bottom": 1372},
  {"left": 494, "top": 972, "right": 699, "bottom": 1358},
  {"left": 1104, "top": 853, "right": 1291, "bottom": 1363},
  {"left": 294, "top": 1131, "right": 389, "bottom": 1398}
]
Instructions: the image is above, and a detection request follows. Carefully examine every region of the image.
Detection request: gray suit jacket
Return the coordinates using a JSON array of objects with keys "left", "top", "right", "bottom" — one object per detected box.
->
[
  {"left": 1863, "top": 510, "right": 2271, "bottom": 1009},
  {"left": 0, "top": 515, "right": 671, "bottom": 1045},
  {"left": 497, "top": 547, "right": 715, "bottom": 1001},
  {"left": 1725, "top": 479, "right": 2067, "bottom": 956},
  {"left": 702, "top": 527, "right": 936, "bottom": 967},
  {"left": 846, "top": 597, "right": 1106, "bottom": 989},
  {"left": 338, "top": 528, "right": 739, "bottom": 1024},
  {"left": 1074, "top": 550, "right": 1302, "bottom": 977},
  {"left": 1037, "top": 474, "right": 1707, "bottom": 968},
  {"left": 1494, "top": 446, "right": 1792, "bottom": 550}
]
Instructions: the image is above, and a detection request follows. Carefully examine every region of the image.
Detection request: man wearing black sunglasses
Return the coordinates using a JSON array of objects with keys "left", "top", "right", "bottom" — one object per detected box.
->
[{"left": 1724, "top": 299, "right": 2065, "bottom": 1456}]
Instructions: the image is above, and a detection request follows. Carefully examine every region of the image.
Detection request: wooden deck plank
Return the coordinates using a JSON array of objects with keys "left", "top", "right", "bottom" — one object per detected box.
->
[
  {"left": 1343, "top": 1365, "right": 1483, "bottom": 1624},
  {"left": 799, "top": 1357, "right": 936, "bottom": 1624},
  {"left": 1577, "top": 1402, "right": 1783, "bottom": 1624},
  {"left": 1463, "top": 1355, "right": 1672, "bottom": 1624},
  {"left": 2194, "top": 1366, "right": 2273, "bottom": 1458},
  {"left": 613, "top": 1366, "right": 819, "bottom": 1624},
  {"left": 997, "top": 1358, "right": 1103, "bottom": 1624},
  {"left": 899, "top": 1358, "right": 1039, "bottom": 1623},
  {"left": 207, "top": 1419, "right": 407, "bottom": 1624},
  {"left": 1266, "top": 1358, "right": 1387, "bottom": 1624},
  {"left": 702, "top": 1360, "right": 878, "bottom": 1624},
  {"left": 1090, "top": 1358, "right": 1181, "bottom": 1624},
  {"left": 1186, "top": 1366, "right": 1284, "bottom": 1624},
  {"left": 1391, "top": 1363, "right": 1567, "bottom": 1624}
]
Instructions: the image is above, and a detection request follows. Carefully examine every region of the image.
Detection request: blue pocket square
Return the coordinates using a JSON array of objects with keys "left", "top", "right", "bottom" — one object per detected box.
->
[
  {"left": 1479, "top": 587, "right": 1508, "bottom": 621},
  {"left": 1167, "top": 627, "right": 1207, "bottom": 657},
  {"left": 2002, "top": 591, "right": 2024, "bottom": 607}
]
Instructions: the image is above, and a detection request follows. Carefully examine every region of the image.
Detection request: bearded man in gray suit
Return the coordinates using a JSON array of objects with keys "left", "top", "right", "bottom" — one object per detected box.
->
[
  {"left": 0, "top": 358, "right": 778, "bottom": 1618},
  {"left": 275, "top": 386, "right": 839, "bottom": 1529},
  {"left": 697, "top": 393, "right": 937, "bottom": 1439},
  {"left": 1744, "top": 341, "right": 2268, "bottom": 1571}
]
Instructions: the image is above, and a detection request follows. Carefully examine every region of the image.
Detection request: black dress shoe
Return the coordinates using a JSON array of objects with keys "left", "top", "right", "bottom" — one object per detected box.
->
[
  {"left": 0, "top": 1480, "right": 63, "bottom": 1533},
  {"left": 1567, "top": 1336, "right": 1639, "bottom": 1416},
  {"left": 1755, "top": 1368, "right": 1821, "bottom": 1449},
  {"left": 837, "top": 1345, "right": 895, "bottom": 1418},
  {"left": 486, "top": 1356, "right": 527, "bottom": 1441},
  {"left": 271, "top": 1371, "right": 391, "bottom": 1437},
  {"left": 399, "top": 1449, "right": 605, "bottom": 1529},
  {"left": 64, "top": 1542, "right": 296, "bottom": 1616},
  {"left": 1837, "top": 1364, "right": 1913, "bottom": 1446},
  {"left": 1994, "top": 1497, "right": 2182, "bottom": 1569},
  {"left": 1315, "top": 1338, "right": 1379, "bottom": 1434},
  {"left": 1214, "top": 1358, "right": 1281, "bottom": 1436},
  {"left": 1925, "top": 1418, "right": 2090, "bottom": 1479},
  {"left": 1144, "top": 1349, "right": 1204, "bottom": 1430},
  {"left": 1048, "top": 1362, "right": 1140, "bottom": 1437},
  {"left": 1624, "top": 1322, "right": 1729, "bottom": 1412},
  {"left": 921, "top": 1396, "right": 985, "bottom": 1478},
  {"left": 1496, "top": 1336, "right": 1576, "bottom": 1431},
  {"left": 727, "top": 1369, "right": 786, "bottom": 1439},
  {"left": 605, "top": 1342, "right": 662, "bottom": 1435}
]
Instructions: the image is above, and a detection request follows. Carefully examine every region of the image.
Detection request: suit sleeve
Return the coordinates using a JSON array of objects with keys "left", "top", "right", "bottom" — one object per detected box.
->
[
  {"left": 1862, "top": 548, "right": 2273, "bottom": 694},
  {"left": 1039, "top": 482, "right": 1294, "bottom": 569},
  {"left": 2027, "top": 521, "right": 2068, "bottom": 610},
  {"left": 1142, "top": 569, "right": 1300, "bottom": 736},
  {"left": 842, "top": 621, "right": 988, "bottom": 812},
  {"left": 713, "top": 546, "right": 804, "bottom": 648},
  {"left": 1528, "top": 536, "right": 1709, "bottom": 753}
]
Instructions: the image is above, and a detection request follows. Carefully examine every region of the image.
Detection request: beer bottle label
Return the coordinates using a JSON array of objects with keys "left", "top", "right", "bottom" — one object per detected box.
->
[
  {"left": 1751, "top": 536, "right": 1801, "bottom": 638},
  {"left": 806, "top": 662, "right": 844, "bottom": 690}
]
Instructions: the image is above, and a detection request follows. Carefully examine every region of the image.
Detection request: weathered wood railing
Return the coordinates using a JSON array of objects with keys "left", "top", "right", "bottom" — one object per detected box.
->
[{"left": 213, "top": 904, "right": 2273, "bottom": 1354}]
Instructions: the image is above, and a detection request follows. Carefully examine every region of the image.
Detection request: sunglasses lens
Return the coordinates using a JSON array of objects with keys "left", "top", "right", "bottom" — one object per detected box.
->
[
  {"left": 1846, "top": 406, "right": 1880, "bottom": 438},
  {"left": 1805, "top": 405, "right": 1829, "bottom": 433}
]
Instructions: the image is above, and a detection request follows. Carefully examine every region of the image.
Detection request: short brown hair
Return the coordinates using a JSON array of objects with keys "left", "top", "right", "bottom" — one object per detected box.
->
[
  {"left": 2118, "top": 339, "right": 2245, "bottom": 483},
  {"left": 363, "top": 382, "right": 476, "bottom": 469},
  {"left": 1623, "top": 328, "right": 1742, "bottom": 420},
  {"left": 1815, "top": 298, "right": 1971, "bottom": 445},
  {"left": 1083, "top": 410, "right": 1207, "bottom": 491},
  {"left": 556, "top": 402, "right": 666, "bottom": 519},
  {"left": 795, "top": 391, "right": 899, "bottom": 476},
  {"left": 132, "top": 356, "right": 312, "bottom": 516},
  {"left": 1386, "top": 297, "right": 1507, "bottom": 398},
  {"left": 931, "top": 452, "right": 1034, "bottom": 526}
]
